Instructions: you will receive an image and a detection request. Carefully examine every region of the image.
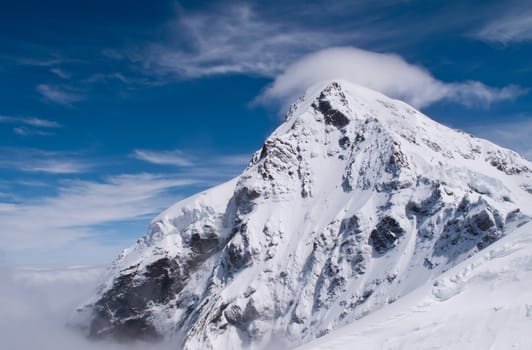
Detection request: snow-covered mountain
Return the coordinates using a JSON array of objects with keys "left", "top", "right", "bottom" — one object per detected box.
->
[
  {"left": 295, "top": 220, "right": 532, "bottom": 350},
  {"left": 74, "top": 80, "right": 532, "bottom": 349}
]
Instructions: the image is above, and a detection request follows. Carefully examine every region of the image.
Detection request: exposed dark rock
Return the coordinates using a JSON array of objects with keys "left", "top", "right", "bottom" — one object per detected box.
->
[
  {"left": 89, "top": 257, "right": 183, "bottom": 341},
  {"left": 468, "top": 211, "right": 495, "bottom": 234},
  {"left": 457, "top": 195, "right": 471, "bottom": 214},
  {"left": 224, "top": 304, "right": 243, "bottom": 326},
  {"left": 338, "top": 215, "right": 366, "bottom": 274},
  {"left": 369, "top": 216, "right": 404, "bottom": 254},
  {"left": 226, "top": 240, "right": 251, "bottom": 269},
  {"left": 233, "top": 186, "right": 261, "bottom": 215},
  {"left": 485, "top": 151, "right": 530, "bottom": 175},
  {"left": 219, "top": 298, "right": 268, "bottom": 333},
  {"left": 422, "top": 139, "right": 442, "bottom": 153},
  {"left": 433, "top": 205, "right": 507, "bottom": 260},
  {"left": 210, "top": 302, "right": 230, "bottom": 325},
  {"left": 349, "top": 289, "right": 373, "bottom": 310},
  {"left": 424, "top": 258, "right": 435, "bottom": 270},
  {"left": 318, "top": 99, "right": 350, "bottom": 127},
  {"left": 259, "top": 144, "right": 269, "bottom": 160},
  {"left": 190, "top": 226, "right": 219, "bottom": 257},
  {"left": 338, "top": 136, "right": 350, "bottom": 149},
  {"left": 385, "top": 143, "right": 409, "bottom": 175},
  {"left": 312, "top": 86, "right": 350, "bottom": 128},
  {"left": 258, "top": 139, "right": 276, "bottom": 161},
  {"left": 476, "top": 232, "right": 499, "bottom": 250},
  {"left": 354, "top": 132, "right": 365, "bottom": 144},
  {"left": 341, "top": 168, "right": 353, "bottom": 192},
  {"left": 89, "top": 222, "right": 226, "bottom": 342}
]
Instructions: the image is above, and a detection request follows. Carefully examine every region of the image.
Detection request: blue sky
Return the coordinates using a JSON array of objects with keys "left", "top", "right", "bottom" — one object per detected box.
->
[{"left": 0, "top": 0, "right": 531, "bottom": 266}]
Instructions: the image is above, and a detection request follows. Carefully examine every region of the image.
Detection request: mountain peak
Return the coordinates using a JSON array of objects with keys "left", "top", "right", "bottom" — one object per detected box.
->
[
  {"left": 75, "top": 84, "right": 532, "bottom": 349},
  {"left": 312, "top": 82, "right": 352, "bottom": 128}
]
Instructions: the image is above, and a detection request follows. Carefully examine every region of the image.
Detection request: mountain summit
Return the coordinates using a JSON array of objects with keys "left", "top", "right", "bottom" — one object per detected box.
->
[{"left": 75, "top": 81, "right": 532, "bottom": 349}]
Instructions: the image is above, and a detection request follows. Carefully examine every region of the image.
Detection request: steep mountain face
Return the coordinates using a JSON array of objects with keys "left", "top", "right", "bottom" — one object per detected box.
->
[
  {"left": 75, "top": 81, "right": 532, "bottom": 349},
  {"left": 295, "top": 220, "right": 532, "bottom": 350}
]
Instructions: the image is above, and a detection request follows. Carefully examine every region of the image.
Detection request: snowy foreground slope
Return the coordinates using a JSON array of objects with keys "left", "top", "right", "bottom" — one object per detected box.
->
[
  {"left": 75, "top": 81, "right": 532, "bottom": 349},
  {"left": 296, "top": 220, "right": 532, "bottom": 350}
]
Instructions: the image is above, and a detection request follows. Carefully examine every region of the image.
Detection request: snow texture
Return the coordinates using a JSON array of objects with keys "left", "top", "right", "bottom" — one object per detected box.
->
[
  {"left": 296, "top": 220, "right": 532, "bottom": 350},
  {"left": 74, "top": 80, "right": 532, "bottom": 349}
]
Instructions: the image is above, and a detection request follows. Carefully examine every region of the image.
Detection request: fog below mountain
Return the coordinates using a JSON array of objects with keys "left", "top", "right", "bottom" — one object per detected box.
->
[{"left": 0, "top": 265, "right": 175, "bottom": 350}]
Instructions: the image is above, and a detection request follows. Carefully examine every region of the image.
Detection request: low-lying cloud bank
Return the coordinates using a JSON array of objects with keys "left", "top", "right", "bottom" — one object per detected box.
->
[
  {"left": 257, "top": 47, "right": 527, "bottom": 110},
  {"left": 0, "top": 265, "right": 175, "bottom": 350}
]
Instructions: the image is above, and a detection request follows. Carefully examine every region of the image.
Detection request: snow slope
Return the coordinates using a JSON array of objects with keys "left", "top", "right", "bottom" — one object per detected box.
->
[
  {"left": 75, "top": 80, "right": 532, "bottom": 349},
  {"left": 296, "top": 220, "right": 532, "bottom": 350}
]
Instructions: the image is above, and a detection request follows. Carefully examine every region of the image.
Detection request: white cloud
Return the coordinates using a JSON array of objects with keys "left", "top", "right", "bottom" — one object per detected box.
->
[
  {"left": 16, "top": 57, "right": 64, "bottom": 67},
  {"left": 13, "top": 127, "right": 52, "bottom": 136},
  {"left": 133, "top": 148, "right": 251, "bottom": 168},
  {"left": 0, "top": 173, "right": 197, "bottom": 264},
  {"left": 258, "top": 47, "right": 527, "bottom": 109},
  {"left": 0, "top": 148, "right": 89, "bottom": 174},
  {"left": 475, "top": 13, "right": 532, "bottom": 44},
  {"left": 133, "top": 149, "right": 193, "bottom": 166},
  {"left": 23, "top": 160, "right": 89, "bottom": 174},
  {"left": 36, "top": 84, "right": 83, "bottom": 105},
  {"left": 50, "top": 67, "right": 71, "bottom": 79},
  {"left": 0, "top": 115, "right": 60, "bottom": 128},
  {"left": 0, "top": 146, "right": 250, "bottom": 265},
  {"left": 0, "top": 115, "right": 60, "bottom": 137},
  {"left": 135, "top": 4, "right": 359, "bottom": 78}
]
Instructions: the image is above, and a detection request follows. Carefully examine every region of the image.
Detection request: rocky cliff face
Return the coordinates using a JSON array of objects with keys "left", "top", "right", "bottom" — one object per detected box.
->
[{"left": 74, "top": 81, "right": 532, "bottom": 350}]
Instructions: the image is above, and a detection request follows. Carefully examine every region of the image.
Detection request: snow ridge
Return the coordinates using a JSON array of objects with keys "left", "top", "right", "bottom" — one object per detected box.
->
[{"left": 75, "top": 80, "right": 532, "bottom": 350}]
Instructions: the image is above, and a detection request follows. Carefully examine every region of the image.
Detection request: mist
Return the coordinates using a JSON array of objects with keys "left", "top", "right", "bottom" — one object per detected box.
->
[{"left": 0, "top": 265, "right": 176, "bottom": 350}]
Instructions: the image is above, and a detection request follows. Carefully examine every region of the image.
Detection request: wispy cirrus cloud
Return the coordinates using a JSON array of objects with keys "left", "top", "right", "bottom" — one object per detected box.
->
[
  {"left": 0, "top": 173, "right": 198, "bottom": 265},
  {"left": 50, "top": 67, "right": 70, "bottom": 79},
  {"left": 133, "top": 149, "right": 193, "bottom": 166},
  {"left": 0, "top": 148, "right": 90, "bottom": 174},
  {"left": 474, "top": 13, "right": 532, "bottom": 44},
  {"left": 133, "top": 148, "right": 251, "bottom": 169},
  {"left": 21, "top": 160, "right": 89, "bottom": 174},
  {"left": 36, "top": 84, "right": 83, "bottom": 105},
  {"left": 0, "top": 115, "right": 60, "bottom": 128},
  {"left": 107, "top": 3, "right": 526, "bottom": 111},
  {"left": 127, "top": 3, "right": 361, "bottom": 79},
  {"left": 16, "top": 57, "right": 64, "bottom": 67},
  {"left": 0, "top": 115, "right": 61, "bottom": 136},
  {"left": 258, "top": 47, "right": 528, "bottom": 109},
  {"left": 0, "top": 144, "right": 251, "bottom": 265},
  {"left": 13, "top": 127, "right": 52, "bottom": 136}
]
